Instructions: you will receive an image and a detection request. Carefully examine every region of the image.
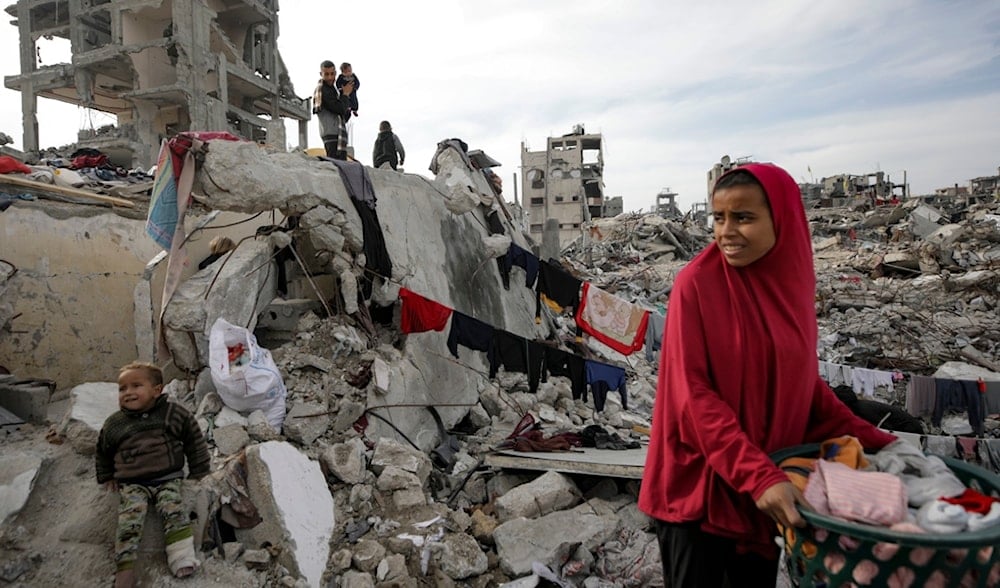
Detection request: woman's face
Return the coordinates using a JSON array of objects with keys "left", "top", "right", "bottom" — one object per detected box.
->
[{"left": 711, "top": 183, "right": 776, "bottom": 267}]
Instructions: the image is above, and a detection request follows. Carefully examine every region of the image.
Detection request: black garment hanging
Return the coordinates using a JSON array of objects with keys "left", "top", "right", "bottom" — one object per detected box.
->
[
  {"left": 487, "top": 330, "right": 544, "bottom": 393},
  {"left": 446, "top": 311, "right": 493, "bottom": 358},
  {"left": 542, "top": 346, "right": 587, "bottom": 401}
]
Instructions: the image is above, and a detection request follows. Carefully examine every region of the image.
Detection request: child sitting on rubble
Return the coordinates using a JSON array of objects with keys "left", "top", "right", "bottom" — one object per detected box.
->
[{"left": 96, "top": 361, "right": 211, "bottom": 588}]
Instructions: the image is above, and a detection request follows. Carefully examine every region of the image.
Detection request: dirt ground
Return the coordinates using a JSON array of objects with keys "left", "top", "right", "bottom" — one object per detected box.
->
[{"left": 0, "top": 421, "right": 266, "bottom": 588}]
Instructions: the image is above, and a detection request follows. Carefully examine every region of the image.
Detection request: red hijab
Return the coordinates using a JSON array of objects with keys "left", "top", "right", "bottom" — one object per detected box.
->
[{"left": 638, "top": 163, "right": 894, "bottom": 555}]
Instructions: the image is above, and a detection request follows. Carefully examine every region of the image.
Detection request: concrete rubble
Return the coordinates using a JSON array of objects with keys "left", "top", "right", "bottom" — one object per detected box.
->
[{"left": 1, "top": 137, "right": 998, "bottom": 586}]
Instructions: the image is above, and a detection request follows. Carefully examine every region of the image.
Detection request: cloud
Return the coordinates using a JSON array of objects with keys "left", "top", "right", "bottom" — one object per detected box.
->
[{"left": 1, "top": 0, "right": 997, "bottom": 215}]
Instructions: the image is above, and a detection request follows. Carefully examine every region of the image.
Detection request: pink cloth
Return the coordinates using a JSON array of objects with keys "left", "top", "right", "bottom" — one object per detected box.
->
[
  {"left": 804, "top": 460, "right": 908, "bottom": 526},
  {"left": 575, "top": 282, "right": 649, "bottom": 355}
]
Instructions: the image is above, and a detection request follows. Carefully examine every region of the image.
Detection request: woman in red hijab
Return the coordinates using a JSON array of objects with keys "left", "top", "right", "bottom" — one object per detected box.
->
[{"left": 638, "top": 163, "right": 896, "bottom": 587}]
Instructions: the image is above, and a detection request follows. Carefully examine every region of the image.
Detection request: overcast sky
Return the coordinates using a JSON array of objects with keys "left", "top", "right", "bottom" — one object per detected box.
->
[{"left": 1, "top": 0, "right": 998, "bottom": 212}]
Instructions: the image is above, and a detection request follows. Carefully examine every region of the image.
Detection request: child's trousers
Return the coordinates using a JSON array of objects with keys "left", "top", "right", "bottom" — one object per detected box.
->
[{"left": 115, "top": 479, "right": 192, "bottom": 571}]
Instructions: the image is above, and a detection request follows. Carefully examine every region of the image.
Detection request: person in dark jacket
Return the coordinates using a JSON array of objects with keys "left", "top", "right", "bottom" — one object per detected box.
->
[
  {"left": 372, "top": 120, "right": 405, "bottom": 170},
  {"left": 96, "top": 362, "right": 211, "bottom": 587},
  {"left": 313, "top": 60, "right": 354, "bottom": 159}
]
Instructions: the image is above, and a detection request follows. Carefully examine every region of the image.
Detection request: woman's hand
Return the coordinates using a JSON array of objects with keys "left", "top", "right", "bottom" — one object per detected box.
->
[{"left": 756, "top": 481, "right": 809, "bottom": 528}]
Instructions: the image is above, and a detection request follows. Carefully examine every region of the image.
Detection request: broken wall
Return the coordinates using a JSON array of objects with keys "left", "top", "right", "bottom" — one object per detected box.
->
[
  {"left": 0, "top": 200, "right": 277, "bottom": 387},
  {"left": 192, "top": 142, "right": 543, "bottom": 445}
]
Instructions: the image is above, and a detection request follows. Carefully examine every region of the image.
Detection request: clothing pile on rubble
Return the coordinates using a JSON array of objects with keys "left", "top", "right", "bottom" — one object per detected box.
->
[
  {"left": 0, "top": 149, "right": 154, "bottom": 192},
  {"left": 779, "top": 436, "right": 1000, "bottom": 587}
]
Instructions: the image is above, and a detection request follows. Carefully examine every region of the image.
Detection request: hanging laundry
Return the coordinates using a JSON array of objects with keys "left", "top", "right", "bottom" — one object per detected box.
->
[
  {"left": 644, "top": 312, "right": 665, "bottom": 363},
  {"left": 818, "top": 361, "right": 852, "bottom": 388},
  {"left": 984, "top": 380, "right": 1000, "bottom": 416},
  {"left": 149, "top": 132, "right": 241, "bottom": 361},
  {"left": 328, "top": 159, "right": 393, "bottom": 297},
  {"left": 585, "top": 360, "right": 627, "bottom": 412},
  {"left": 923, "top": 435, "right": 958, "bottom": 459},
  {"left": 398, "top": 288, "right": 451, "bottom": 334},
  {"left": 850, "top": 367, "right": 895, "bottom": 398},
  {"left": 542, "top": 346, "right": 587, "bottom": 401},
  {"left": 499, "top": 243, "right": 539, "bottom": 290},
  {"left": 905, "top": 375, "right": 937, "bottom": 417},
  {"left": 487, "top": 330, "right": 544, "bottom": 393},
  {"left": 535, "top": 259, "right": 581, "bottom": 321},
  {"left": 575, "top": 282, "right": 650, "bottom": 356},
  {"left": 445, "top": 311, "right": 493, "bottom": 358},
  {"left": 932, "top": 379, "right": 985, "bottom": 436}
]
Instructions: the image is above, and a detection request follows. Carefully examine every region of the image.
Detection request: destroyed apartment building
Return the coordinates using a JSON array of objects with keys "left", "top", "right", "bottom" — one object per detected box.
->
[
  {"left": 3, "top": 0, "right": 309, "bottom": 168},
  {"left": 2, "top": 131, "right": 1000, "bottom": 586}
]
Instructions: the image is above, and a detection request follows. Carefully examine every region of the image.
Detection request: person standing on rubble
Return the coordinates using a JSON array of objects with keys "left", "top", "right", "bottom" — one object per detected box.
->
[
  {"left": 372, "top": 120, "right": 405, "bottom": 170},
  {"left": 313, "top": 60, "right": 354, "bottom": 159},
  {"left": 96, "top": 362, "right": 211, "bottom": 587},
  {"left": 638, "top": 163, "right": 898, "bottom": 587}
]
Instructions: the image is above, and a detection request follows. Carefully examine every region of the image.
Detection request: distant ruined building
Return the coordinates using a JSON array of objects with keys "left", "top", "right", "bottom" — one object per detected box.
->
[
  {"left": 4, "top": 0, "right": 309, "bottom": 168},
  {"left": 521, "top": 125, "right": 618, "bottom": 248}
]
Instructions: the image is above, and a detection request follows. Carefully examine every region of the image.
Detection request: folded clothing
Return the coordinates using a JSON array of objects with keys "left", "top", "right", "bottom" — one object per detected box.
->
[
  {"left": 916, "top": 500, "right": 969, "bottom": 534},
  {"left": 804, "top": 459, "right": 908, "bottom": 526}
]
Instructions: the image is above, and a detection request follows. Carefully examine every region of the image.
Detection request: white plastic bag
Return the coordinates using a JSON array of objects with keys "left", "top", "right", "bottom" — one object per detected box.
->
[{"left": 208, "top": 317, "right": 287, "bottom": 431}]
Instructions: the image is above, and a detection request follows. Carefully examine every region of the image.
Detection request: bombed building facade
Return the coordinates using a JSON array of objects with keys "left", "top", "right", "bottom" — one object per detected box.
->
[
  {"left": 3, "top": 0, "right": 309, "bottom": 168},
  {"left": 520, "top": 125, "right": 612, "bottom": 248}
]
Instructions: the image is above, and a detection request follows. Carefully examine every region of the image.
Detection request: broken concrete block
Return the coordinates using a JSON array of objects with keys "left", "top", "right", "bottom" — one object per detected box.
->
[
  {"left": 493, "top": 509, "right": 618, "bottom": 577},
  {"left": 392, "top": 487, "right": 426, "bottom": 510},
  {"left": 300, "top": 205, "right": 337, "bottom": 229},
  {"left": 814, "top": 236, "right": 840, "bottom": 251},
  {"left": 483, "top": 234, "right": 512, "bottom": 258},
  {"left": 376, "top": 465, "right": 422, "bottom": 492},
  {"left": 241, "top": 548, "right": 271, "bottom": 569},
  {"left": 196, "top": 392, "right": 224, "bottom": 419},
  {"left": 352, "top": 538, "right": 387, "bottom": 573},
  {"left": 340, "top": 269, "right": 359, "bottom": 314},
  {"left": 247, "top": 410, "right": 281, "bottom": 441},
  {"left": 925, "top": 223, "right": 965, "bottom": 248},
  {"left": 339, "top": 570, "right": 374, "bottom": 588},
  {"left": 376, "top": 553, "right": 409, "bottom": 584},
  {"left": 494, "top": 471, "right": 581, "bottom": 522},
  {"left": 63, "top": 382, "right": 118, "bottom": 456},
  {"left": 258, "top": 298, "right": 323, "bottom": 335},
  {"left": 283, "top": 402, "right": 329, "bottom": 446},
  {"left": 371, "top": 357, "right": 390, "bottom": 394},
  {"left": 0, "top": 381, "right": 51, "bottom": 425},
  {"left": 308, "top": 224, "right": 346, "bottom": 253},
  {"left": 370, "top": 438, "right": 431, "bottom": 484},
  {"left": 162, "top": 240, "right": 278, "bottom": 370},
  {"left": 320, "top": 437, "right": 367, "bottom": 484},
  {"left": 434, "top": 532, "right": 488, "bottom": 580},
  {"left": 0, "top": 453, "right": 44, "bottom": 524},
  {"left": 237, "top": 441, "right": 334, "bottom": 588},
  {"left": 331, "top": 399, "right": 365, "bottom": 434},
  {"left": 329, "top": 548, "right": 352, "bottom": 573},
  {"left": 213, "top": 424, "right": 250, "bottom": 456},
  {"left": 215, "top": 406, "right": 249, "bottom": 428},
  {"left": 222, "top": 541, "right": 244, "bottom": 562}
]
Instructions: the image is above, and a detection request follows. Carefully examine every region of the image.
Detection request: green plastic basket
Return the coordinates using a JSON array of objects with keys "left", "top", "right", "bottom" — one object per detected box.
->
[{"left": 771, "top": 444, "right": 1000, "bottom": 588}]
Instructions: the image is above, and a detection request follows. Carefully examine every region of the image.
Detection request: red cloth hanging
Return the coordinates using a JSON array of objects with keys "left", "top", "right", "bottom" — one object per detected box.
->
[{"left": 399, "top": 288, "right": 452, "bottom": 333}]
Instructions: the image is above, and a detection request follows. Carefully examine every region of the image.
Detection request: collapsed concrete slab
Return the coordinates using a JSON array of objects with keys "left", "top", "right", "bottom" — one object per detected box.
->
[
  {"left": 493, "top": 506, "right": 619, "bottom": 577},
  {"left": 237, "top": 441, "right": 335, "bottom": 588},
  {"left": 62, "top": 382, "right": 118, "bottom": 455},
  {"left": 162, "top": 238, "right": 278, "bottom": 371},
  {"left": 193, "top": 140, "right": 543, "bottom": 447},
  {"left": 494, "top": 471, "right": 581, "bottom": 522},
  {"left": 0, "top": 453, "right": 44, "bottom": 525}
]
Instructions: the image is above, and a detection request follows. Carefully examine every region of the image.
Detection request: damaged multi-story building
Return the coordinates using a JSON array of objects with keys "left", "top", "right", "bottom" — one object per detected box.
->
[
  {"left": 520, "top": 125, "right": 620, "bottom": 247},
  {"left": 3, "top": 0, "right": 309, "bottom": 168}
]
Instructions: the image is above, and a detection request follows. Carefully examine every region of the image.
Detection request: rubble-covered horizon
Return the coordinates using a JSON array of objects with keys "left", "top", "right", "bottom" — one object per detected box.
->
[{"left": 2, "top": 139, "right": 999, "bottom": 587}]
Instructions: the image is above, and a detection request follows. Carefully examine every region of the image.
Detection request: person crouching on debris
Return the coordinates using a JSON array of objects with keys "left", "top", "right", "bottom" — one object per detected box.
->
[
  {"left": 638, "top": 163, "right": 897, "bottom": 587},
  {"left": 313, "top": 59, "right": 354, "bottom": 159},
  {"left": 96, "top": 362, "right": 211, "bottom": 587}
]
